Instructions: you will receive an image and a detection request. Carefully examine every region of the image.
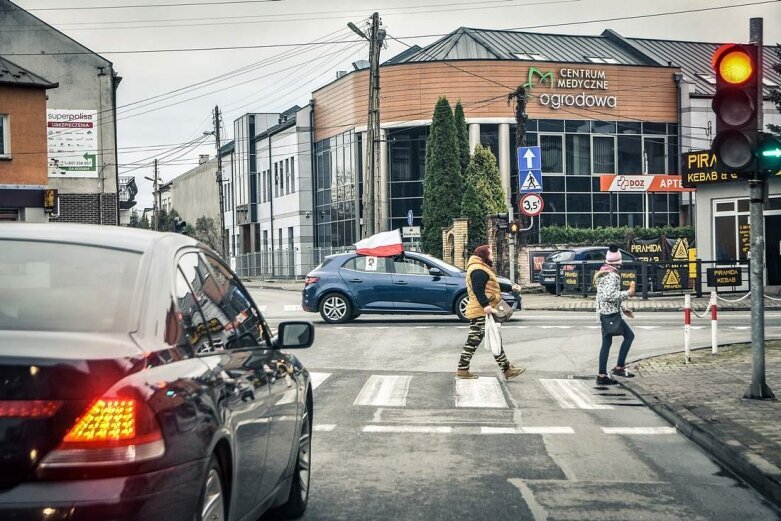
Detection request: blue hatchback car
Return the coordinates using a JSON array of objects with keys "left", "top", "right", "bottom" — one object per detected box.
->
[{"left": 301, "top": 251, "right": 521, "bottom": 323}]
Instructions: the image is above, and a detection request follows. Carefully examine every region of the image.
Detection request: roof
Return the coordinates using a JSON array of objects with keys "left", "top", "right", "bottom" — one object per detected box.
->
[
  {"left": 0, "top": 223, "right": 195, "bottom": 253},
  {"left": 623, "top": 36, "right": 781, "bottom": 98},
  {"left": 394, "top": 27, "right": 655, "bottom": 66},
  {"left": 0, "top": 56, "right": 57, "bottom": 89}
]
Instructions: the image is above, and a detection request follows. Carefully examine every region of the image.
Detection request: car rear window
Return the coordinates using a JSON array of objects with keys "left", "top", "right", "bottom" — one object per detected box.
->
[
  {"left": 0, "top": 240, "right": 142, "bottom": 333},
  {"left": 547, "top": 251, "right": 575, "bottom": 262}
]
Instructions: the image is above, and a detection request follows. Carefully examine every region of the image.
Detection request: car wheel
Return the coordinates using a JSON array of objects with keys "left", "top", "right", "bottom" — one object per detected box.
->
[
  {"left": 319, "top": 293, "right": 352, "bottom": 324},
  {"left": 455, "top": 294, "right": 469, "bottom": 322},
  {"left": 197, "top": 456, "right": 226, "bottom": 521},
  {"left": 544, "top": 285, "right": 556, "bottom": 294},
  {"left": 275, "top": 398, "right": 312, "bottom": 518}
]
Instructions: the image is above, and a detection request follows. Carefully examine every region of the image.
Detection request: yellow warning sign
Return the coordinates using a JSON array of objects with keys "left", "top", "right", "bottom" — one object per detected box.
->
[
  {"left": 671, "top": 238, "right": 689, "bottom": 260},
  {"left": 688, "top": 247, "right": 697, "bottom": 280},
  {"left": 662, "top": 269, "right": 682, "bottom": 289}
]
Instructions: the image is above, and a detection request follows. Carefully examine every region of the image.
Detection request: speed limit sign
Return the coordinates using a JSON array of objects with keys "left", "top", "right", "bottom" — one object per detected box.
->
[{"left": 520, "top": 193, "right": 544, "bottom": 217}]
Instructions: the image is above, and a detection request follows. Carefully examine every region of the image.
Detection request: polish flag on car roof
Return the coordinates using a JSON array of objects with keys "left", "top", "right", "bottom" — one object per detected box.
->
[{"left": 355, "top": 230, "right": 403, "bottom": 257}]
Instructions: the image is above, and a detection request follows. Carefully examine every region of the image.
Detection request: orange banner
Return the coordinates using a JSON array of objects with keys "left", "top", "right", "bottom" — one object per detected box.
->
[{"left": 599, "top": 175, "right": 695, "bottom": 192}]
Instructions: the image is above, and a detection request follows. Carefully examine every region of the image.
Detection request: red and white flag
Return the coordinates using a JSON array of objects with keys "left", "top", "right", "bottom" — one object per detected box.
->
[{"left": 355, "top": 230, "right": 403, "bottom": 257}]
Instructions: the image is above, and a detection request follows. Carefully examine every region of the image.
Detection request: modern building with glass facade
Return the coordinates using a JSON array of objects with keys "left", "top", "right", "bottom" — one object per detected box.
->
[{"left": 311, "top": 27, "right": 694, "bottom": 248}]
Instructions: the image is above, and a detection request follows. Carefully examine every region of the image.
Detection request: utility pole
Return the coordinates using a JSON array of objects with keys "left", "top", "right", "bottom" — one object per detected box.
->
[
  {"left": 213, "top": 105, "right": 228, "bottom": 260},
  {"left": 350, "top": 13, "right": 385, "bottom": 237},
  {"left": 746, "top": 17, "right": 774, "bottom": 399},
  {"left": 508, "top": 85, "right": 528, "bottom": 283},
  {"left": 153, "top": 159, "right": 160, "bottom": 231}
]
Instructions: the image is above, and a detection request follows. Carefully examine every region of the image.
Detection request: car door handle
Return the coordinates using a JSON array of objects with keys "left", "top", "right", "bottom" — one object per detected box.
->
[
  {"left": 394, "top": 281, "right": 408, "bottom": 285},
  {"left": 350, "top": 278, "right": 363, "bottom": 283}
]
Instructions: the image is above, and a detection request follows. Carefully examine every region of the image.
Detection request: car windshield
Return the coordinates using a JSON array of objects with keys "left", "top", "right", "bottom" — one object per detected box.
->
[
  {"left": 0, "top": 240, "right": 142, "bottom": 333},
  {"left": 547, "top": 251, "right": 575, "bottom": 262}
]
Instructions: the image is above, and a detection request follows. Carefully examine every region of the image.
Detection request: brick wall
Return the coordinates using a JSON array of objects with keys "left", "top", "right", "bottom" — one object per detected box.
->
[
  {"left": 51, "top": 193, "right": 118, "bottom": 225},
  {"left": 441, "top": 218, "right": 469, "bottom": 270}
]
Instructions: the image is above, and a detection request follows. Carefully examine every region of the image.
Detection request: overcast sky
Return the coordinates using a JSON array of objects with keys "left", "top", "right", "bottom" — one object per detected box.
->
[{"left": 14, "top": 0, "right": 781, "bottom": 211}]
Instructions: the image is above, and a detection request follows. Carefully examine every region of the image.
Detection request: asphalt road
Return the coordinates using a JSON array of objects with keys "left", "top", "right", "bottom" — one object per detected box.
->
[{"left": 253, "top": 288, "right": 781, "bottom": 520}]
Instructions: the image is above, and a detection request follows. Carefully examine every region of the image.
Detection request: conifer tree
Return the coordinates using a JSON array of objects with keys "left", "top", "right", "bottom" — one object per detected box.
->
[
  {"left": 461, "top": 145, "right": 507, "bottom": 251},
  {"left": 454, "top": 101, "right": 470, "bottom": 178}
]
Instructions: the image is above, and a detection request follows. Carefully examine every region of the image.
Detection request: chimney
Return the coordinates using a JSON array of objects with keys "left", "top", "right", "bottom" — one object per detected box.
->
[{"left": 199, "top": 154, "right": 210, "bottom": 165}]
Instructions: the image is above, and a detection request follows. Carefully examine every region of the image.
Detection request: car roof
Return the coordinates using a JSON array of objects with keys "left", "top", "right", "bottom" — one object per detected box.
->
[{"left": 0, "top": 223, "right": 198, "bottom": 253}]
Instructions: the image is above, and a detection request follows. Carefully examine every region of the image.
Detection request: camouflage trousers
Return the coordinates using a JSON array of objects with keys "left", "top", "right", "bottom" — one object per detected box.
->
[{"left": 458, "top": 316, "right": 510, "bottom": 371}]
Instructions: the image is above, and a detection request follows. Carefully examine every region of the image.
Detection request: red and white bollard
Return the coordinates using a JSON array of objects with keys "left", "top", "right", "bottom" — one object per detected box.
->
[
  {"left": 711, "top": 291, "right": 718, "bottom": 355},
  {"left": 684, "top": 294, "right": 692, "bottom": 363}
]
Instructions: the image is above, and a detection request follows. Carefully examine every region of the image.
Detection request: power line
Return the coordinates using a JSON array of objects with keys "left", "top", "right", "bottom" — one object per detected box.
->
[{"left": 8, "top": 0, "right": 284, "bottom": 12}]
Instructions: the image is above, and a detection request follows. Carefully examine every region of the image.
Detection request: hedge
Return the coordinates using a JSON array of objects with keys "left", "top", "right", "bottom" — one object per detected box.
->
[{"left": 539, "top": 225, "right": 695, "bottom": 246}]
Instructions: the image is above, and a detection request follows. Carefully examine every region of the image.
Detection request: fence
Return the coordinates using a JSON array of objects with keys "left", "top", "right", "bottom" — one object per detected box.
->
[
  {"left": 234, "top": 246, "right": 354, "bottom": 280},
  {"left": 552, "top": 259, "right": 750, "bottom": 299}
]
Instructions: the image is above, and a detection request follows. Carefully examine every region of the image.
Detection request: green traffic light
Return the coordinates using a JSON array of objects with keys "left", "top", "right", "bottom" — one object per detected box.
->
[
  {"left": 758, "top": 134, "right": 781, "bottom": 171},
  {"left": 762, "top": 148, "right": 781, "bottom": 158}
]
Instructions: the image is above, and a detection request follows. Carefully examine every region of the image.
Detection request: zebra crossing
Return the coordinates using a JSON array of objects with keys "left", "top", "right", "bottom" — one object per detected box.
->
[{"left": 308, "top": 371, "right": 662, "bottom": 436}]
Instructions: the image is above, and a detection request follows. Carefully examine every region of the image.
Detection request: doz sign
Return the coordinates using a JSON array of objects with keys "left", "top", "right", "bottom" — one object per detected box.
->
[{"left": 599, "top": 175, "right": 694, "bottom": 193}]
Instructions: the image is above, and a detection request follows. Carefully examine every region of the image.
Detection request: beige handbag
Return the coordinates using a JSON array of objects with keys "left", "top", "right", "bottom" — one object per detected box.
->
[{"left": 492, "top": 299, "right": 514, "bottom": 323}]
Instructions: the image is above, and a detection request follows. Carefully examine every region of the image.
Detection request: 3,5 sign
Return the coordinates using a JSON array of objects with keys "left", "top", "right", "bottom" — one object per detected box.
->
[{"left": 520, "top": 193, "right": 544, "bottom": 217}]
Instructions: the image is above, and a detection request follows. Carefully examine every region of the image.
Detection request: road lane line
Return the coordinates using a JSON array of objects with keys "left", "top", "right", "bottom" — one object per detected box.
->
[
  {"left": 363, "top": 425, "right": 452, "bottom": 434},
  {"left": 354, "top": 375, "right": 412, "bottom": 407},
  {"left": 481, "top": 426, "right": 575, "bottom": 434},
  {"left": 309, "top": 372, "right": 331, "bottom": 391},
  {"left": 539, "top": 379, "right": 612, "bottom": 410},
  {"left": 258, "top": 305, "right": 268, "bottom": 312},
  {"left": 454, "top": 378, "right": 508, "bottom": 408},
  {"left": 313, "top": 424, "right": 336, "bottom": 432},
  {"left": 602, "top": 427, "right": 677, "bottom": 435},
  {"left": 283, "top": 305, "right": 303, "bottom": 311}
]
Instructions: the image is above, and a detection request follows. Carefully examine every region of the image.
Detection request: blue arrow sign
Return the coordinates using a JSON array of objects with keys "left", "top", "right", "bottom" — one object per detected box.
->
[
  {"left": 518, "top": 146, "right": 541, "bottom": 172},
  {"left": 519, "top": 170, "right": 543, "bottom": 193}
]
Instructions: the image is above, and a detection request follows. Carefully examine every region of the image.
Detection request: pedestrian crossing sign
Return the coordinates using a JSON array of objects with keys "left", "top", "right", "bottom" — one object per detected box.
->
[{"left": 520, "top": 170, "right": 543, "bottom": 193}]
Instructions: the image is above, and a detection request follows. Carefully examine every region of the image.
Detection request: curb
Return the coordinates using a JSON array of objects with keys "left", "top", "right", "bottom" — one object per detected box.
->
[{"left": 620, "top": 380, "right": 781, "bottom": 506}]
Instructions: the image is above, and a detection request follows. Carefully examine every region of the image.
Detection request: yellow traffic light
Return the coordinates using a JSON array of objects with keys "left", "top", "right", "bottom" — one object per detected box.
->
[{"left": 719, "top": 49, "right": 754, "bottom": 85}]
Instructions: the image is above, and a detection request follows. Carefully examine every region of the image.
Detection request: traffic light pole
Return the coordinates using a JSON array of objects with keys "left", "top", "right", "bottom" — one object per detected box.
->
[{"left": 745, "top": 18, "right": 774, "bottom": 399}]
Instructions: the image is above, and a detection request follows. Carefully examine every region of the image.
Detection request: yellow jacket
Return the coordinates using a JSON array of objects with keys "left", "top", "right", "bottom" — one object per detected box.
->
[{"left": 465, "top": 255, "right": 501, "bottom": 320}]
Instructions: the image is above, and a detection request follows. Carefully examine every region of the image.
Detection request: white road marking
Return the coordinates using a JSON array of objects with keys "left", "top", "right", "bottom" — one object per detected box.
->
[
  {"left": 454, "top": 378, "right": 508, "bottom": 408},
  {"left": 363, "top": 425, "right": 452, "bottom": 434},
  {"left": 313, "top": 424, "right": 336, "bottom": 432},
  {"left": 354, "top": 375, "right": 412, "bottom": 407},
  {"left": 309, "top": 372, "right": 331, "bottom": 391},
  {"left": 258, "top": 305, "right": 268, "bottom": 312},
  {"left": 539, "top": 379, "right": 613, "bottom": 410},
  {"left": 602, "top": 427, "right": 677, "bottom": 435},
  {"left": 481, "top": 426, "right": 575, "bottom": 434},
  {"left": 539, "top": 325, "right": 572, "bottom": 329},
  {"left": 732, "top": 326, "right": 750, "bottom": 330},
  {"left": 636, "top": 326, "right": 660, "bottom": 330},
  {"left": 283, "top": 305, "right": 303, "bottom": 311}
]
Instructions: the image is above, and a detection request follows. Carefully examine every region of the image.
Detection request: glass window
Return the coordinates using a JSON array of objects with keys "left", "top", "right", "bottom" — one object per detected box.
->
[
  {"left": 542, "top": 214, "right": 566, "bottom": 227},
  {"left": 617, "top": 122, "right": 641, "bottom": 134},
  {"left": 643, "top": 122, "right": 666, "bottom": 135},
  {"left": 0, "top": 115, "right": 7, "bottom": 155},
  {"left": 274, "top": 163, "right": 279, "bottom": 197},
  {"left": 593, "top": 193, "right": 612, "bottom": 212},
  {"left": 544, "top": 193, "right": 565, "bottom": 213},
  {"left": 566, "top": 176, "right": 590, "bottom": 193},
  {"left": 291, "top": 157, "right": 295, "bottom": 193},
  {"left": 565, "top": 120, "right": 590, "bottom": 133},
  {"left": 538, "top": 120, "right": 564, "bottom": 132},
  {"left": 566, "top": 193, "right": 591, "bottom": 213},
  {"left": 566, "top": 134, "right": 591, "bottom": 176},
  {"left": 618, "top": 136, "right": 642, "bottom": 174},
  {"left": 545, "top": 176, "right": 565, "bottom": 192},
  {"left": 593, "top": 136, "right": 615, "bottom": 174},
  {"left": 644, "top": 137, "right": 666, "bottom": 174},
  {"left": 652, "top": 194, "right": 669, "bottom": 212},
  {"left": 480, "top": 124, "right": 499, "bottom": 159},
  {"left": 715, "top": 216, "right": 737, "bottom": 261},
  {"left": 567, "top": 213, "right": 592, "bottom": 227},
  {"left": 591, "top": 121, "right": 616, "bottom": 134},
  {"left": 593, "top": 214, "right": 612, "bottom": 227},
  {"left": 391, "top": 182, "right": 423, "bottom": 198},
  {"left": 619, "top": 193, "right": 643, "bottom": 212},
  {"left": 342, "top": 256, "right": 391, "bottom": 273},
  {"left": 393, "top": 257, "right": 431, "bottom": 275},
  {"left": 0, "top": 241, "right": 141, "bottom": 333},
  {"left": 715, "top": 201, "right": 735, "bottom": 212},
  {"left": 540, "top": 134, "right": 563, "bottom": 173},
  {"left": 174, "top": 269, "right": 212, "bottom": 355},
  {"left": 285, "top": 158, "right": 290, "bottom": 195}
]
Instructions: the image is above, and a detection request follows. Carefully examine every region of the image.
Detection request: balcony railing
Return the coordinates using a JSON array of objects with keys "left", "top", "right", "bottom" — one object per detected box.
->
[{"left": 118, "top": 176, "right": 138, "bottom": 210}]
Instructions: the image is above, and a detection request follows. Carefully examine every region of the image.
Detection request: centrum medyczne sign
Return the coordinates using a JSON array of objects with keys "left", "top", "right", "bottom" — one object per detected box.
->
[{"left": 524, "top": 66, "right": 617, "bottom": 111}]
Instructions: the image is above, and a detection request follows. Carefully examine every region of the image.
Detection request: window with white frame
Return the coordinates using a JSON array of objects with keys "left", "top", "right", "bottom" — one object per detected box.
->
[
  {"left": 713, "top": 198, "right": 750, "bottom": 262},
  {"left": 513, "top": 52, "right": 548, "bottom": 61},
  {"left": 290, "top": 157, "right": 295, "bottom": 194},
  {"left": 0, "top": 115, "right": 9, "bottom": 157}
]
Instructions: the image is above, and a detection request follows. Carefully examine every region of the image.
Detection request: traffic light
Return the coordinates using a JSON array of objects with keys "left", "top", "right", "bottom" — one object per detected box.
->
[
  {"left": 758, "top": 133, "right": 781, "bottom": 173},
  {"left": 509, "top": 221, "right": 521, "bottom": 234},
  {"left": 711, "top": 44, "right": 759, "bottom": 173}
]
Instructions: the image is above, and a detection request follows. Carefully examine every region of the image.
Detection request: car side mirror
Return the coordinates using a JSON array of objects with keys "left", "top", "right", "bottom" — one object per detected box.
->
[
  {"left": 276, "top": 321, "right": 315, "bottom": 349},
  {"left": 429, "top": 267, "right": 443, "bottom": 277}
]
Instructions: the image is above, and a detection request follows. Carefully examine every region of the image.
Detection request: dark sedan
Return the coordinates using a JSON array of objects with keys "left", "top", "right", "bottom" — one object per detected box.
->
[
  {"left": 539, "top": 246, "right": 654, "bottom": 294},
  {"left": 301, "top": 251, "right": 521, "bottom": 323},
  {"left": 0, "top": 224, "right": 315, "bottom": 521}
]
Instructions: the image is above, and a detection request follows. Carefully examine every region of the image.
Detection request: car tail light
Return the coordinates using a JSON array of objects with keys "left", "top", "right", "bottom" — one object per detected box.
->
[
  {"left": 305, "top": 276, "right": 320, "bottom": 285},
  {"left": 40, "top": 398, "right": 165, "bottom": 468},
  {"left": 0, "top": 400, "right": 62, "bottom": 418}
]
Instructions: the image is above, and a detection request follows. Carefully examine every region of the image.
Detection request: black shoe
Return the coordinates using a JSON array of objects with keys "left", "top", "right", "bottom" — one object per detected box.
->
[
  {"left": 611, "top": 367, "right": 635, "bottom": 378},
  {"left": 596, "top": 375, "right": 619, "bottom": 386}
]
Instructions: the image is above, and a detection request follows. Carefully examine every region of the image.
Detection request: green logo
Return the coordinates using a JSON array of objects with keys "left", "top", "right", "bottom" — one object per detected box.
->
[{"left": 523, "top": 67, "right": 554, "bottom": 91}]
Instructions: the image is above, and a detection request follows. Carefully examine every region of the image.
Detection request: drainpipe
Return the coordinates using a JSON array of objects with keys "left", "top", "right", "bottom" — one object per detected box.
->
[
  {"left": 268, "top": 132, "right": 275, "bottom": 274},
  {"left": 674, "top": 71, "right": 689, "bottom": 228},
  {"left": 309, "top": 101, "right": 317, "bottom": 248}
]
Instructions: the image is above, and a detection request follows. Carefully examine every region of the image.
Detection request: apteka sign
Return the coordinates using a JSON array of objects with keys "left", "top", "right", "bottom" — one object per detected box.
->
[{"left": 524, "top": 66, "right": 617, "bottom": 111}]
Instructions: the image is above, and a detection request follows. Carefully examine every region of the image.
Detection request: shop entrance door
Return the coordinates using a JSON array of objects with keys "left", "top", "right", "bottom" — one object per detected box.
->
[{"left": 766, "top": 215, "right": 781, "bottom": 286}]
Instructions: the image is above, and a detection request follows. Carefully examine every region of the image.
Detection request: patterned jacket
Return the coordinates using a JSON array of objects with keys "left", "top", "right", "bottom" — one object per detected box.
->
[{"left": 595, "top": 268, "right": 629, "bottom": 321}]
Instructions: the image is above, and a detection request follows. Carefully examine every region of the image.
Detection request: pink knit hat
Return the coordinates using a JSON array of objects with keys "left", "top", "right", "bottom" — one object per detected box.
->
[{"left": 605, "top": 249, "right": 623, "bottom": 265}]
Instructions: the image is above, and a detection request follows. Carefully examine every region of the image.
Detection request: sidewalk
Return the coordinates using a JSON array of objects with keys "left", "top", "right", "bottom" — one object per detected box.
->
[
  {"left": 622, "top": 342, "right": 781, "bottom": 505},
  {"left": 242, "top": 278, "right": 781, "bottom": 312}
]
